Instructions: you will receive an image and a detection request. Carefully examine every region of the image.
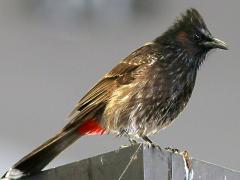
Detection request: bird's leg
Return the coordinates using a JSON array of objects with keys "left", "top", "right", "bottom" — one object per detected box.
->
[
  {"left": 141, "top": 136, "right": 153, "bottom": 144},
  {"left": 119, "top": 130, "right": 138, "bottom": 149},
  {"left": 141, "top": 136, "right": 162, "bottom": 150},
  {"left": 141, "top": 136, "right": 180, "bottom": 154},
  {"left": 124, "top": 130, "right": 138, "bottom": 145},
  {"left": 128, "top": 138, "right": 138, "bottom": 145}
]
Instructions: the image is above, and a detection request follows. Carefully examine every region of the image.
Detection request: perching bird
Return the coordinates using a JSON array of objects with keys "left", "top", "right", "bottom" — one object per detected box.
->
[{"left": 2, "top": 8, "right": 228, "bottom": 179}]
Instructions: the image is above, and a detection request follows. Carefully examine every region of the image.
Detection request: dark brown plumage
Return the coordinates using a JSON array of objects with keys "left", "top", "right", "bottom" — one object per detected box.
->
[{"left": 2, "top": 8, "right": 228, "bottom": 179}]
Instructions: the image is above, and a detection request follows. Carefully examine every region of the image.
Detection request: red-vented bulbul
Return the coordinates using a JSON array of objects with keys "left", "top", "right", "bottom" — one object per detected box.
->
[{"left": 2, "top": 8, "right": 228, "bottom": 179}]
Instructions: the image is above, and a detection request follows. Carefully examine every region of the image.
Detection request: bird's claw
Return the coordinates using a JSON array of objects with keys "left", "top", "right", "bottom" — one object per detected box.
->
[
  {"left": 165, "top": 147, "right": 180, "bottom": 154},
  {"left": 145, "top": 142, "right": 162, "bottom": 151},
  {"left": 129, "top": 139, "right": 138, "bottom": 145},
  {"left": 119, "top": 138, "right": 138, "bottom": 149},
  {"left": 119, "top": 144, "right": 130, "bottom": 149}
]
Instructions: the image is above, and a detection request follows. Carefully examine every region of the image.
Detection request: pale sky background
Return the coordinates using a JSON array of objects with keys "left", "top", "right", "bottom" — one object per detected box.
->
[{"left": 0, "top": 0, "right": 239, "bottom": 175}]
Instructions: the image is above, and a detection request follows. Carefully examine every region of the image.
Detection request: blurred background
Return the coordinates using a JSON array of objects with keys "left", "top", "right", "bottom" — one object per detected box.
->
[{"left": 0, "top": 0, "right": 239, "bottom": 174}]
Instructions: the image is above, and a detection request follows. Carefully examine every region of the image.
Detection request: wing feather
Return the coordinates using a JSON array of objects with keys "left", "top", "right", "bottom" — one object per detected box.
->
[{"left": 63, "top": 44, "right": 154, "bottom": 131}]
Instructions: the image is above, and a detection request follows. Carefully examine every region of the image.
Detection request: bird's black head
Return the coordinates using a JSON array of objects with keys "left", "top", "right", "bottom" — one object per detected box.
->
[{"left": 155, "top": 8, "right": 228, "bottom": 67}]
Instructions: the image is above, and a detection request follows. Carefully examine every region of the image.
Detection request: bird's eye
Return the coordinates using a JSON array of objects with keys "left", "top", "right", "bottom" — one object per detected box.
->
[{"left": 193, "top": 33, "right": 202, "bottom": 41}]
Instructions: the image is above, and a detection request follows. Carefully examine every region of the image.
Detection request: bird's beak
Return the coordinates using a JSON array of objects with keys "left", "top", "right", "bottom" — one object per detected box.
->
[{"left": 201, "top": 37, "right": 228, "bottom": 50}]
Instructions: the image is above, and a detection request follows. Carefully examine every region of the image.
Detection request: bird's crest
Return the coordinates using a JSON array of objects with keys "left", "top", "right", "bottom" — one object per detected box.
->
[
  {"left": 174, "top": 8, "right": 208, "bottom": 33},
  {"left": 182, "top": 9, "right": 207, "bottom": 29},
  {"left": 155, "top": 8, "right": 210, "bottom": 44}
]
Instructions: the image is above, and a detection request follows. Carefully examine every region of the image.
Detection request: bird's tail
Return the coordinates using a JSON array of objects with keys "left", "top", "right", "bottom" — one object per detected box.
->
[{"left": 2, "top": 129, "right": 81, "bottom": 179}]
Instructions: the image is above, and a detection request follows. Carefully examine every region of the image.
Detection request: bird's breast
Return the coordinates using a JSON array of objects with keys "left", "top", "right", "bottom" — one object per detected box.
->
[{"left": 102, "top": 62, "right": 197, "bottom": 137}]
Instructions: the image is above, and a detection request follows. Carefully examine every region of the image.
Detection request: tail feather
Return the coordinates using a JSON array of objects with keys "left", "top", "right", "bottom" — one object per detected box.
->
[{"left": 3, "top": 129, "right": 80, "bottom": 179}]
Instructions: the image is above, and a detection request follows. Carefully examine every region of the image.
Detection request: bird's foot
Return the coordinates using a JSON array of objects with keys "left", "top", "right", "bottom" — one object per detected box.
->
[
  {"left": 120, "top": 130, "right": 139, "bottom": 148},
  {"left": 119, "top": 138, "right": 138, "bottom": 149},
  {"left": 141, "top": 136, "right": 162, "bottom": 150},
  {"left": 119, "top": 144, "right": 130, "bottom": 149},
  {"left": 147, "top": 142, "right": 162, "bottom": 150},
  {"left": 128, "top": 138, "right": 138, "bottom": 145}
]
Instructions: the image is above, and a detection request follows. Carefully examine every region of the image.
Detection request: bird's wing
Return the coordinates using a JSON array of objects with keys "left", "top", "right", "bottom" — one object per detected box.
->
[{"left": 63, "top": 44, "right": 154, "bottom": 131}]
